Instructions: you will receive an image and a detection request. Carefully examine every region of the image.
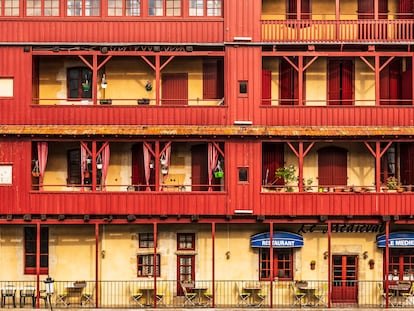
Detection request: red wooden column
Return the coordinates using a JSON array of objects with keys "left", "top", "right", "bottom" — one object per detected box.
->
[
  {"left": 327, "top": 221, "right": 331, "bottom": 308},
  {"left": 269, "top": 222, "right": 273, "bottom": 308},
  {"left": 95, "top": 223, "right": 99, "bottom": 308},
  {"left": 36, "top": 222, "right": 41, "bottom": 308},
  {"left": 211, "top": 222, "right": 215, "bottom": 307},
  {"left": 298, "top": 56, "right": 304, "bottom": 105},
  {"left": 153, "top": 222, "right": 158, "bottom": 307},
  {"left": 385, "top": 220, "right": 390, "bottom": 308}
]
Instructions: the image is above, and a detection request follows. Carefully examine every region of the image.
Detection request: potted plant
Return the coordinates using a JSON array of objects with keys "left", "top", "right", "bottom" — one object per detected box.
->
[
  {"left": 386, "top": 176, "right": 399, "bottom": 191},
  {"left": 304, "top": 178, "right": 313, "bottom": 192},
  {"left": 275, "top": 164, "right": 297, "bottom": 192}
]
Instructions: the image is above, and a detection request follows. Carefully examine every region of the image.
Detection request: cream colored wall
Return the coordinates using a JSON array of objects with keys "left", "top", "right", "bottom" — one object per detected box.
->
[
  {"left": 304, "top": 143, "right": 375, "bottom": 188},
  {"left": 39, "top": 57, "right": 216, "bottom": 106},
  {"left": 306, "top": 58, "right": 327, "bottom": 106}
]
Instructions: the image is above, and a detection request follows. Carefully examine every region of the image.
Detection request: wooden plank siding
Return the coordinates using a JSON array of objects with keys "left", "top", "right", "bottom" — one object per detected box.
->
[{"left": 0, "top": 20, "right": 224, "bottom": 44}]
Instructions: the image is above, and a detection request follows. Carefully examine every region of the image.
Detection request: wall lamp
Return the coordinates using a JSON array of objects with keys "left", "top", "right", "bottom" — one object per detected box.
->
[
  {"left": 127, "top": 214, "right": 136, "bottom": 222},
  {"left": 363, "top": 251, "right": 368, "bottom": 260},
  {"left": 323, "top": 251, "right": 329, "bottom": 260}
]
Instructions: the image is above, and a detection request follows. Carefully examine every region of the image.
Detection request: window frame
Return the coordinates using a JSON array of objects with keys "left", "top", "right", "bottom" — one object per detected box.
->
[
  {"left": 24, "top": 226, "right": 49, "bottom": 275},
  {"left": 67, "top": 67, "right": 93, "bottom": 99},
  {"left": 259, "top": 248, "right": 293, "bottom": 281},
  {"left": 177, "top": 233, "right": 195, "bottom": 250},
  {"left": 137, "top": 254, "right": 160, "bottom": 277},
  {"left": 139, "top": 233, "right": 155, "bottom": 248}
]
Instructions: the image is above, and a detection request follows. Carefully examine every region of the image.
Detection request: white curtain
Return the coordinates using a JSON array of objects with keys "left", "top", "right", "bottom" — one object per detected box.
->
[
  {"left": 208, "top": 143, "right": 218, "bottom": 191},
  {"left": 37, "top": 142, "right": 48, "bottom": 190}
]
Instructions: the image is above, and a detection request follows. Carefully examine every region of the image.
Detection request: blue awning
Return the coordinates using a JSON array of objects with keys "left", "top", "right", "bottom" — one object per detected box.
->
[
  {"left": 377, "top": 232, "right": 414, "bottom": 248},
  {"left": 250, "top": 231, "right": 304, "bottom": 248}
]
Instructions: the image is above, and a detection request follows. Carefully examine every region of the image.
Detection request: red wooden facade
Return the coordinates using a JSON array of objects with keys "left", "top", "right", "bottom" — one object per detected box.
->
[{"left": 0, "top": 0, "right": 414, "bottom": 224}]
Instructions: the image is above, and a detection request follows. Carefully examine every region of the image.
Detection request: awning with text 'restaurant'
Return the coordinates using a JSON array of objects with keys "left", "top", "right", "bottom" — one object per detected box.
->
[
  {"left": 250, "top": 231, "right": 304, "bottom": 248},
  {"left": 377, "top": 232, "right": 414, "bottom": 248}
]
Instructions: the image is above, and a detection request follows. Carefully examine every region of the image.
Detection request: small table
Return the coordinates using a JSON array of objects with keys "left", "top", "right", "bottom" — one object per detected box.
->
[
  {"left": 243, "top": 287, "right": 263, "bottom": 307},
  {"left": 193, "top": 287, "right": 208, "bottom": 305},
  {"left": 296, "top": 285, "right": 317, "bottom": 306},
  {"left": 389, "top": 283, "right": 411, "bottom": 306},
  {"left": 139, "top": 288, "right": 155, "bottom": 306}
]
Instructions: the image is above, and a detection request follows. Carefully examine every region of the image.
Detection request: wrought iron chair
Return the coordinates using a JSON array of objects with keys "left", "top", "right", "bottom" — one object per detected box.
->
[
  {"left": 180, "top": 282, "right": 197, "bottom": 306},
  {"left": 236, "top": 283, "right": 251, "bottom": 307},
  {"left": 290, "top": 282, "right": 306, "bottom": 307},
  {"left": 81, "top": 285, "right": 95, "bottom": 307},
  {"left": 401, "top": 282, "right": 414, "bottom": 306},
  {"left": 314, "top": 283, "right": 328, "bottom": 307},
  {"left": 129, "top": 285, "right": 143, "bottom": 307},
  {"left": 378, "top": 282, "right": 394, "bottom": 307}
]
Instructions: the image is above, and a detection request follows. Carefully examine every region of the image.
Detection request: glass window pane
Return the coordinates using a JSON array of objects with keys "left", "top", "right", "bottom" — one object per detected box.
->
[
  {"left": 108, "top": 0, "right": 122, "bottom": 16},
  {"left": 126, "top": 0, "right": 140, "bottom": 16}
]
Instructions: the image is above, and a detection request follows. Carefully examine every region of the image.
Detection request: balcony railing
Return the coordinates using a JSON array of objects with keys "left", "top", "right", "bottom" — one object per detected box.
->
[
  {"left": 0, "top": 280, "right": 401, "bottom": 308},
  {"left": 261, "top": 19, "right": 414, "bottom": 43}
]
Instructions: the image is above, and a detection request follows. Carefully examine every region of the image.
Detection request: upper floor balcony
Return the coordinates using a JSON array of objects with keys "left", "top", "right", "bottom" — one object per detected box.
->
[
  {"left": 0, "top": 0, "right": 224, "bottom": 44},
  {"left": 261, "top": 0, "right": 414, "bottom": 44}
]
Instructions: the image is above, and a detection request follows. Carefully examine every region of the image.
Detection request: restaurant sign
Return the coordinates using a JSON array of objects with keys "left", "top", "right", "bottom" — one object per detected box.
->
[
  {"left": 377, "top": 232, "right": 414, "bottom": 248},
  {"left": 250, "top": 231, "right": 304, "bottom": 248}
]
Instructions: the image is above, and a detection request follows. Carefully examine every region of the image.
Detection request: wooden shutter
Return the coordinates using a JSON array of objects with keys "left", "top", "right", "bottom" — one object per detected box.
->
[
  {"left": 287, "top": 0, "right": 310, "bottom": 19},
  {"left": 400, "top": 143, "right": 414, "bottom": 185},
  {"left": 262, "top": 69, "right": 272, "bottom": 106},
  {"left": 131, "top": 143, "right": 146, "bottom": 191},
  {"left": 358, "top": 0, "right": 374, "bottom": 19},
  {"left": 191, "top": 144, "right": 208, "bottom": 191},
  {"left": 402, "top": 64, "right": 412, "bottom": 104},
  {"left": 203, "top": 59, "right": 224, "bottom": 100},
  {"left": 328, "top": 59, "right": 353, "bottom": 105},
  {"left": 280, "top": 58, "right": 298, "bottom": 105},
  {"left": 162, "top": 73, "right": 188, "bottom": 105},
  {"left": 380, "top": 59, "right": 402, "bottom": 105},
  {"left": 399, "top": 0, "right": 413, "bottom": 18},
  {"left": 318, "top": 146, "right": 348, "bottom": 186},
  {"left": 262, "top": 143, "right": 284, "bottom": 185}
]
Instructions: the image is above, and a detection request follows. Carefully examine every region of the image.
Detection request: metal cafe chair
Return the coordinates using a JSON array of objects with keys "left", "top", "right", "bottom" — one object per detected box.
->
[
  {"left": 1, "top": 284, "right": 16, "bottom": 308},
  {"left": 81, "top": 285, "right": 95, "bottom": 306},
  {"left": 129, "top": 285, "right": 143, "bottom": 307},
  {"left": 19, "top": 285, "right": 36, "bottom": 307},
  {"left": 180, "top": 282, "right": 197, "bottom": 306},
  {"left": 236, "top": 283, "right": 251, "bottom": 307}
]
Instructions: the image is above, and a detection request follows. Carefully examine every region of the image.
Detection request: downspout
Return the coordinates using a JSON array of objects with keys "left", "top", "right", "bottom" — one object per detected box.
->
[{"left": 153, "top": 222, "right": 158, "bottom": 308}]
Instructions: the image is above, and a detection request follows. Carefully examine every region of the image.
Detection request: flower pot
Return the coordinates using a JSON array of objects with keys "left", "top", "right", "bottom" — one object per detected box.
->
[
  {"left": 97, "top": 163, "right": 103, "bottom": 170},
  {"left": 32, "top": 172, "right": 40, "bottom": 177},
  {"left": 161, "top": 168, "right": 168, "bottom": 175},
  {"left": 137, "top": 98, "right": 150, "bottom": 105},
  {"left": 99, "top": 99, "right": 112, "bottom": 105},
  {"left": 214, "top": 171, "right": 224, "bottom": 178}
]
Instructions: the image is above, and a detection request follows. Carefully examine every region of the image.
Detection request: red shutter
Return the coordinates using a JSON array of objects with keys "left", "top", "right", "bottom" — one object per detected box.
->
[
  {"left": 328, "top": 59, "right": 353, "bottom": 105},
  {"left": 280, "top": 59, "right": 298, "bottom": 105},
  {"left": 318, "top": 147, "right": 348, "bottom": 186},
  {"left": 191, "top": 144, "right": 208, "bottom": 191},
  {"left": 287, "top": 0, "right": 310, "bottom": 19},
  {"left": 341, "top": 60, "right": 354, "bottom": 105},
  {"left": 262, "top": 143, "right": 284, "bottom": 185},
  {"left": 400, "top": 143, "right": 414, "bottom": 185},
  {"left": 162, "top": 73, "right": 188, "bottom": 105},
  {"left": 381, "top": 59, "right": 402, "bottom": 105},
  {"left": 131, "top": 143, "right": 145, "bottom": 190},
  {"left": 262, "top": 69, "right": 272, "bottom": 106},
  {"left": 402, "top": 66, "right": 412, "bottom": 103},
  {"left": 358, "top": 0, "right": 374, "bottom": 19},
  {"left": 203, "top": 59, "right": 223, "bottom": 100},
  {"left": 399, "top": 0, "right": 413, "bottom": 19}
]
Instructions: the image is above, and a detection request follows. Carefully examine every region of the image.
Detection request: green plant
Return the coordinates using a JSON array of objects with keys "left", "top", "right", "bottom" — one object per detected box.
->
[
  {"left": 386, "top": 176, "right": 399, "bottom": 190},
  {"left": 304, "top": 178, "right": 313, "bottom": 191},
  {"left": 275, "top": 165, "right": 297, "bottom": 183}
]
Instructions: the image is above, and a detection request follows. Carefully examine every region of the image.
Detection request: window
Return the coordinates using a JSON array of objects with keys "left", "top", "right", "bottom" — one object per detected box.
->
[
  {"left": 239, "top": 81, "right": 248, "bottom": 95},
  {"left": 137, "top": 254, "right": 160, "bottom": 277},
  {"left": 260, "top": 248, "right": 292, "bottom": 280},
  {"left": 189, "top": 0, "right": 221, "bottom": 16},
  {"left": 1, "top": 0, "right": 19, "bottom": 16},
  {"left": 149, "top": 0, "right": 180, "bottom": 16},
  {"left": 177, "top": 233, "right": 195, "bottom": 250},
  {"left": 0, "top": 78, "right": 13, "bottom": 97},
  {"left": 24, "top": 227, "right": 49, "bottom": 275},
  {"left": 67, "top": 149, "right": 81, "bottom": 185},
  {"left": 139, "top": 233, "right": 154, "bottom": 248},
  {"left": 327, "top": 59, "right": 354, "bottom": 106},
  {"left": 67, "top": 0, "right": 100, "bottom": 16},
  {"left": 238, "top": 167, "right": 248, "bottom": 182},
  {"left": 126, "top": 0, "right": 140, "bottom": 15},
  {"left": 380, "top": 143, "right": 396, "bottom": 183},
  {"left": 388, "top": 249, "right": 414, "bottom": 280},
  {"left": 26, "top": 0, "right": 59, "bottom": 16},
  {"left": 67, "top": 67, "right": 92, "bottom": 99},
  {"left": 286, "top": 0, "right": 310, "bottom": 20}
]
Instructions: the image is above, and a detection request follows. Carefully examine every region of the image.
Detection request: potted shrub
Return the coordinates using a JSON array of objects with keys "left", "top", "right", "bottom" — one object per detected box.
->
[
  {"left": 386, "top": 176, "right": 399, "bottom": 192},
  {"left": 275, "top": 164, "right": 297, "bottom": 192}
]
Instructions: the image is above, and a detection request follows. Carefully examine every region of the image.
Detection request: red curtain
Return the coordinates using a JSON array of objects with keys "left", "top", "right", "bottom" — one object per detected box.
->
[
  {"left": 280, "top": 58, "right": 298, "bottom": 105},
  {"left": 262, "top": 143, "right": 284, "bottom": 185}
]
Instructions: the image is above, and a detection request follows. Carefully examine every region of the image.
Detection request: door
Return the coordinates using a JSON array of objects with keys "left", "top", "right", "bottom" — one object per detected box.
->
[
  {"left": 162, "top": 73, "right": 188, "bottom": 105},
  {"left": 191, "top": 144, "right": 209, "bottom": 191},
  {"left": 327, "top": 59, "right": 353, "bottom": 106},
  {"left": 177, "top": 255, "right": 195, "bottom": 295},
  {"left": 280, "top": 58, "right": 298, "bottom": 105},
  {"left": 332, "top": 255, "right": 358, "bottom": 303}
]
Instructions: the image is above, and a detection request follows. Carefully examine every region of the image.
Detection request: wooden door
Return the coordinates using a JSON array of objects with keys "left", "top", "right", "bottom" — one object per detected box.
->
[
  {"left": 262, "top": 143, "right": 284, "bottom": 185},
  {"left": 177, "top": 255, "right": 195, "bottom": 295},
  {"left": 162, "top": 73, "right": 188, "bottom": 105},
  {"left": 327, "top": 59, "right": 353, "bottom": 106},
  {"left": 280, "top": 58, "right": 298, "bottom": 105},
  {"left": 332, "top": 255, "right": 358, "bottom": 303},
  {"left": 191, "top": 144, "right": 208, "bottom": 191}
]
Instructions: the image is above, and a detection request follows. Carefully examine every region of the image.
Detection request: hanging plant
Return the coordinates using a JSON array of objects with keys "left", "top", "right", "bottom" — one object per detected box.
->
[
  {"left": 145, "top": 81, "right": 153, "bottom": 91},
  {"left": 82, "top": 80, "right": 90, "bottom": 91},
  {"left": 213, "top": 160, "right": 224, "bottom": 179},
  {"left": 32, "top": 159, "right": 40, "bottom": 177}
]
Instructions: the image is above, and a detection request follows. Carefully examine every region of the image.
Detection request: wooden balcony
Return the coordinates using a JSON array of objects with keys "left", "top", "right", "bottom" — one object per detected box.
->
[
  {"left": 0, "top": 191, "right": 408, "bottom": 218},
  {"left": 261, "top": 19, "right": 414, "bottom": 43},
  {"left": 0, "top": 19, "right": 224, "bottom": 44}
]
